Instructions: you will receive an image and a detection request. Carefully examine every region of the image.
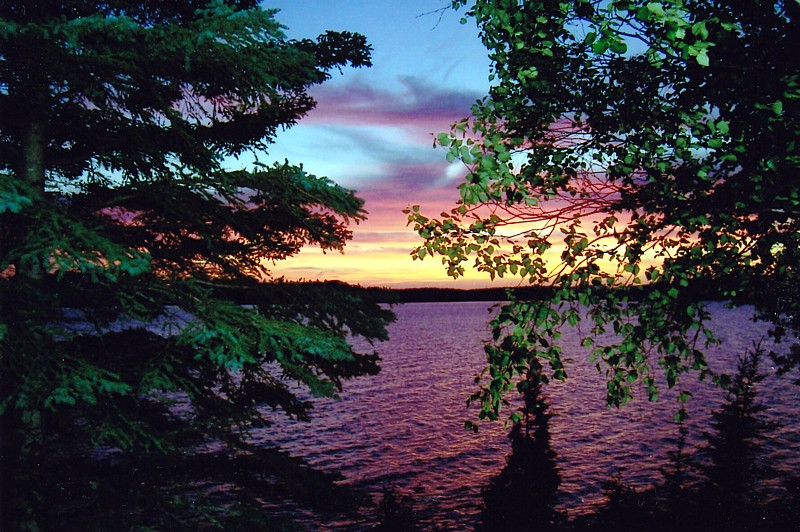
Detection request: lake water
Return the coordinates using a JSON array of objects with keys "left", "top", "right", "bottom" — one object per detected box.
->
[{"left": 253, "top": 301, "right": 800, "bottom": 529}]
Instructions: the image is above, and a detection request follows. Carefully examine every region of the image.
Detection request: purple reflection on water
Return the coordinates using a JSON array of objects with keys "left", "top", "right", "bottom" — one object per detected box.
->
[{"left": 254, "top": 301, "right": 800, "bottom": 529}]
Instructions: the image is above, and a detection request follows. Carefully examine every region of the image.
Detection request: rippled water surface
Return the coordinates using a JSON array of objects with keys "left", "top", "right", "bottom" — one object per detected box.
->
[{"left": 255, "top": 301, "right": 800, "bottom": 529}]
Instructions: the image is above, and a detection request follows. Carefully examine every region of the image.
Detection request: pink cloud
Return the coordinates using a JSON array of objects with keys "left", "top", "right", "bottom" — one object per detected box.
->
[
  {"left": 305, "top": 76, "right": 481, "bottom": 136},
  {"left": 267, "top": 76, "right": 491, "bottom": 286}
]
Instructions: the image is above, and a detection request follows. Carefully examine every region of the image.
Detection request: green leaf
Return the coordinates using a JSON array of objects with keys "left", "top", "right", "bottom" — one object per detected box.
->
[
  {"left": 696, "top": 49, "right": 710, "bottom": 67},
  {"left": 691, "top": 21, "right": 709, "bottom": 40},
  {"left": 609, "top": 39, "right": 627, "bottom": 54},
  {"left": 592, "top": 39, "right": 610, "bottom": 54},
  {"left": 460, "top": 144, "right": 473, "bottom": 163},
  {"left": 646, "top": 2, "right": 666, "bottom": 17}
]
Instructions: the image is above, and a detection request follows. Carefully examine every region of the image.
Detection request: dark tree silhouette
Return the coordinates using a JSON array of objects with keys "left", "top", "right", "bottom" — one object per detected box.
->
[{"left": 480, "top": 368, "right": 562, "bottom": 530}]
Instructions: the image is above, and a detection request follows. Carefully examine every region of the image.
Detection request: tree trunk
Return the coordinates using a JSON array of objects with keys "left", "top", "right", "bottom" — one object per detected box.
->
[
  {"left": 21, "top": 118, "right": 46, "bottom": 188},
  {"left": 1, "top": 44, "right": 49, "bottom": 530}
]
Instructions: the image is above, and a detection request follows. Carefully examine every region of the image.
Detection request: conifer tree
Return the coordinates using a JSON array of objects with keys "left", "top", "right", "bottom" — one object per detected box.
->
[{"left": 0, "top": 2, "right": 391, "bottom": 528}]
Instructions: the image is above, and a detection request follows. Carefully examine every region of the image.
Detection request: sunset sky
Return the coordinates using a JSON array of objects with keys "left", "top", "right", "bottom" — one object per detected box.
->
[{"left": 260, "top": 1, "right": 497, "bottom": 288}]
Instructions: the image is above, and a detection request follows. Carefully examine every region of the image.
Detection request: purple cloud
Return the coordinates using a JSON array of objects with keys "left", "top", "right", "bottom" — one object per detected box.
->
[{"left": 306, "top": 75, "right": 482, "bottom": 132}]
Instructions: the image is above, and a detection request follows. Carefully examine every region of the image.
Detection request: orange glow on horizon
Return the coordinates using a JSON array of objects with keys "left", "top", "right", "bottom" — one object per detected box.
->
[{"left": 269, "top": 214, "right": 571, "bottom": 289}]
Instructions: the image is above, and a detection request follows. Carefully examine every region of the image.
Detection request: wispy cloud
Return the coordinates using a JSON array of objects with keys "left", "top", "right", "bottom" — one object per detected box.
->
[
  {"left": 270, "top": 75, "right": 489, "bottom": 286},
  {"left": 307, "top": 75, "right": 481, "bottom": 133}
]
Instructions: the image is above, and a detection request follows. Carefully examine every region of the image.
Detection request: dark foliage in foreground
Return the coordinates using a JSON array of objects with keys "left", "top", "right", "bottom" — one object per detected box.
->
[
  {"left": 411, "top": 0, "right": 800, "bottom": 426},
  {"left": 1, "top": 2, "right": 391, "bottom": 528},
  {"left": 575, "top": 346, "right": 800, "bottom": 531}
]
